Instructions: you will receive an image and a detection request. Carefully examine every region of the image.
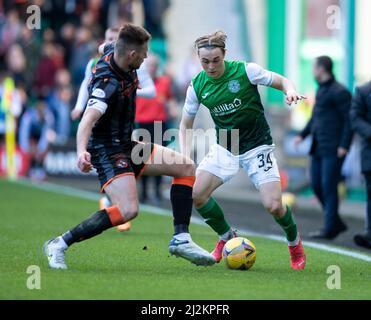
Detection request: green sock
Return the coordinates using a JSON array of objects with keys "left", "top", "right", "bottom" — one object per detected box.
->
[
  {"left": 196, "top": 197, "right": 231, "bottom": 235},
  {"left": 274, "top": 205, "right": 298, "bottom": 242}
]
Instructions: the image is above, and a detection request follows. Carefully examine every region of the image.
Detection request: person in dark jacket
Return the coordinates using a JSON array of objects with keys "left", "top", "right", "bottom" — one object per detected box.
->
[
  {"left": 294, "top": 56, "right": 352, "bottom": 239},
  {"left": 350, "top": 81, "right": 371, "bottom": 249}
]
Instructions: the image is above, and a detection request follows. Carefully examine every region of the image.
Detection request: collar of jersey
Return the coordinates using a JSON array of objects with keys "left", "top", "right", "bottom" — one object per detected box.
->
[
  {"left": 205, "top": 60, "right": 230, "bottom": 83},
  {"left": 109, "top": 54, "right": 133, "bottom": 80}
]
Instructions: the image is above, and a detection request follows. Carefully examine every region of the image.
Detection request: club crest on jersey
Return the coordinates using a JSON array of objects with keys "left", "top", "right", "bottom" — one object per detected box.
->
[
  {"left": 113, "top": 154, "right": 129, "bottom": 169},
  {"left": 92, "top": 88, "right": 106, "bottom": 98},
  {"left": 228, "top": 80, "right": 240, "bottom": 93},
  {"left": 115, "top": 159, "right": 128, "bottom": 169}
]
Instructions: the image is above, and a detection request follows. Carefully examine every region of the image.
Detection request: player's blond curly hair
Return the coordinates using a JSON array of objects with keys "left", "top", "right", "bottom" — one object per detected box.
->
[{"left": 194, "top": 30, "right": 227, "bottom": 53}]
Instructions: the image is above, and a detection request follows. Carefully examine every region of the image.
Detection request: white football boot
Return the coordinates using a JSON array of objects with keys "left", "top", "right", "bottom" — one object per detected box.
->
[
  {"left": 43, "top": 237, "right": 68, "bottom": 269},
  {"left": 168, "top": 233, "right": 216, "bottom": 266}
]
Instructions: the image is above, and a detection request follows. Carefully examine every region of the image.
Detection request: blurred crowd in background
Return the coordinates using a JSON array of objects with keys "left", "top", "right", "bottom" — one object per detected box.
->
[{"left": 0, "top": 0, "right": 199, "bottom": 181}]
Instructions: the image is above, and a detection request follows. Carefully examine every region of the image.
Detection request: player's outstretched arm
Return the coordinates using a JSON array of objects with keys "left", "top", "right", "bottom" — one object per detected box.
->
[
  {"left": 270, "top": 73, "right": 307, "bottom": 106},
  {"left": 76, "top": 108, "right": 101, "bottom": 173}
]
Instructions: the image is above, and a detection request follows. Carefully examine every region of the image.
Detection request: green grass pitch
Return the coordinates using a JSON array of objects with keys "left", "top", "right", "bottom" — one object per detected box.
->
[{"left": 0, "top": 178, "right": 370, "bottom": 300}]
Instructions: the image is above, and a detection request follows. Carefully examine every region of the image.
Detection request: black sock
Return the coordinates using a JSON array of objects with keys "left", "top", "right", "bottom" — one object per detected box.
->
[
  {"left": 170, "top": 184, "right": 192, "bottom": 235},
  {"left": 62, "top": 209, "right": 113, "bottom": 246}
]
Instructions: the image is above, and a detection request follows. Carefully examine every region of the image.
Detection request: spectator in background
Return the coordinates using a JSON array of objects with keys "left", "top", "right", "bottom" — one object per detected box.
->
[
  {"left": 18, "top": 98, "right": 55, "bottom": 181},
  {"left": 81, "top": 11, "right": 103, "bottom": 40},
  {"left": 142, "top": 0, "right": 169, "bottom": 38},
  {"left": 0, "top": 72, "right": 23, "bottom": 145},
  {"left": 135, "top": 53, "right": 178, "bottom": 203},
  {"left": 5, "top": 43, "right": 26, "bottom": 87},
  {"left": 34, "top": 42, "right": 59, "bottom": 97},
  {"left": 350, "top": 80, "right": 371, "bottom": 249},
  {"left": 294, "top": 56, "right": 352, "bottom": 240},
  {"left": 176, "top": 48, "right": 202, "bottom": 99},
  {"left": 19, "top": 26, "right": 41, "bottom": 93},
  {"left": 69, "top": 26, "right": 96, "bottom": 88},
  {"left": 47, "top": 69, "right": 72, "bottom": 145},
  {"left": 58, "top": 23, "right": 76, "bottom": 68},
  {"left": 0, "top": 8, "right": 22, "bottom": 60},
  {"left": 107, "top": 0, "right": 143, "bottom": 28}
]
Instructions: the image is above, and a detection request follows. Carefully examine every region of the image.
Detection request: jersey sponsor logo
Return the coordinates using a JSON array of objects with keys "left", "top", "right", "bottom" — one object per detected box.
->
[
  {"left": 92, "top": 88, "right": 106, "bottom": 98},
  {"left": 202, "top": 92, "right": 210, "bottom": 99},
  {"left": 228, "top": 80, "right": 240, "bottom": 93},
  {"left": 210, "top": 98, "right": 242, "bottom": 116}
]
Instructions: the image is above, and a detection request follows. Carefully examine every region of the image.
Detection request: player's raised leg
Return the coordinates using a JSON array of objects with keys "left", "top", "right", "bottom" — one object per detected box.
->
[
  {"left": 43, "top": 175, "right": 137, "bottom": 269},
  {"left": 192, "top": 170, "right": 237, "bottom": 262},
  {"left": 259, "top": 181, "right": 306, "bottom": 270},
  {"left": 141, "top": 144, "right": 216, "bottom": 266}
]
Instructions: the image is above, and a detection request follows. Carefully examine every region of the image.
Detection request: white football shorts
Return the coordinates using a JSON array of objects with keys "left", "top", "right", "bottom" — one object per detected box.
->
[{"left": 196, "top": 144, "right": 281, "bottom": 189}]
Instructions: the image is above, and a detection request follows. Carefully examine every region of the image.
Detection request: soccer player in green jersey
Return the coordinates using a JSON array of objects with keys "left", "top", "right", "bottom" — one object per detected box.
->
[{"left": 179, "top": 31, "right": 307, "bottom": 270}]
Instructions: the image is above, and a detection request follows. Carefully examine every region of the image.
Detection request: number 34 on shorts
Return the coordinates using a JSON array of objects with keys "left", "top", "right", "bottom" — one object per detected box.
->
[{"left": 247, "top": 145, "right": 281, "bottom": 187}]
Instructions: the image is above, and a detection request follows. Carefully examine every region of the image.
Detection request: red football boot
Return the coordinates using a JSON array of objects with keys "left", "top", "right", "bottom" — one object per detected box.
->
[
  {"left": 288, "top": 239, "right": 306, "bottom": 270},
  {"left": 211, "top": 229, "right": 238, "bottom": 263}
]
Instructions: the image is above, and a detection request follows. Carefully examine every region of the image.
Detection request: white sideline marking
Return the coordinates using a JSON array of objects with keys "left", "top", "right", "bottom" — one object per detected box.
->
[{"left": 13, "top": 179, "right": 371, "bottom": 263}]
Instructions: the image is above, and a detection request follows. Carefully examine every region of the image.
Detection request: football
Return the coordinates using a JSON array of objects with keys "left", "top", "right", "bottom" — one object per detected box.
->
[{"left": 222, "top": 237, "right": 256, "bottom": 270}]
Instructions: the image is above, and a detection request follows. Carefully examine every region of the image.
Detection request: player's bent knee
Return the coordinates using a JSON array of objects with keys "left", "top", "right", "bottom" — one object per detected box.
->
[
  {"left": 124, "top": 210, "right": 138, "bottom": 221},
  {"left": 116, "top": 204, "right": 138, "bottom": 222},
  {"left": 192, "top": 192, "right": 209, "bottom": 208},
  {"left": 263, "top": 199, "right": 283, "bottom": 217}
]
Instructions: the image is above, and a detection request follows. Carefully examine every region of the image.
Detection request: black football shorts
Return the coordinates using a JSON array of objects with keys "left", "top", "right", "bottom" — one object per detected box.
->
[{"left": 89, "top": 141, "right": 155, "bottom": 191}]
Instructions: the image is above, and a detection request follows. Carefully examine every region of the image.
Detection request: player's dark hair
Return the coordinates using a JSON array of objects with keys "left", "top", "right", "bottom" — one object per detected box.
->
[
  {"left": 195, "top": 30, "right": 227, "bottom": 54},
  {"left": 115, "top": 23, "right": 151, "bottom": 55},
  {"left": 316, "top": 55, "right": 334, "bottom": 75}
]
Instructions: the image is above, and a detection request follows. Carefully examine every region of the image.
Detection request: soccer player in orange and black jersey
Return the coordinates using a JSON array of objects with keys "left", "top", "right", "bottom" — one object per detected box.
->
[
  {"left": 43, "top": 24, "right": 216, "bottom": 269},
  {"left": 85, "top": 41, "right": 147, "bottom": 185}
]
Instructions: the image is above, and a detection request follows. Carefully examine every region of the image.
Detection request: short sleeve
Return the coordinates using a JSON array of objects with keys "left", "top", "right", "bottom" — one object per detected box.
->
[
  {"left": 183, "top": 83, "right": 200, "bottom": 117},
  {"left": 245, "top": 62, "right": 273, "bottom": 86},
  {"left": 86, "top": 78, "right": 118, "bottom": 114}
]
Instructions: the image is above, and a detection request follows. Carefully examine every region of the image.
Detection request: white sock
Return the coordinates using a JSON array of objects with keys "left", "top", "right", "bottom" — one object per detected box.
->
[
  {"left": 288, "top": 234, "right": 300, "bottom": 247},
  {"left": 174, "top": 232, "right": 191, "bottom": 241},
  {"left": 219, "top": 229, "right": 233, "bottom": 241}
]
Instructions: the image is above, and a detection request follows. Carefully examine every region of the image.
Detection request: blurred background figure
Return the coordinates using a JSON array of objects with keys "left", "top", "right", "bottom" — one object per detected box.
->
[
  {"left": 350, "top": 80, "right": 371, "bottom": 249},
  {"left": 46, "top": 69, "right": 72, "bottom": 145},
  {"left": 18, "top": 98, "right": 55, "bottom": 181},
  {"left": 135, "top": 53, "right": 178, "bottom": 204},
  {"left": 69, "top": 26, "right": 96, "bottom": 89},
  {"left": 5, "top": 43, "right": 26, "bottom": 87},
  {"left": 33, "top": 42, "right": 59, "bottom": 97},
  {"left": 175, "top": 48, "right": 202, "bottom": 99},
  {"left": 294, "top": 56, "right": 352, "bottom": 240},
  {"left": 0, "top": 72, "right": 23, "bottom": 146}
]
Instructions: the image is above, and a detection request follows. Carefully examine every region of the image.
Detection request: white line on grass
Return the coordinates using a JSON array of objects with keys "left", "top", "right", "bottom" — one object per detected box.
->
[{"left": 13, "top": 178, "right": 371, "bottom": 263}]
